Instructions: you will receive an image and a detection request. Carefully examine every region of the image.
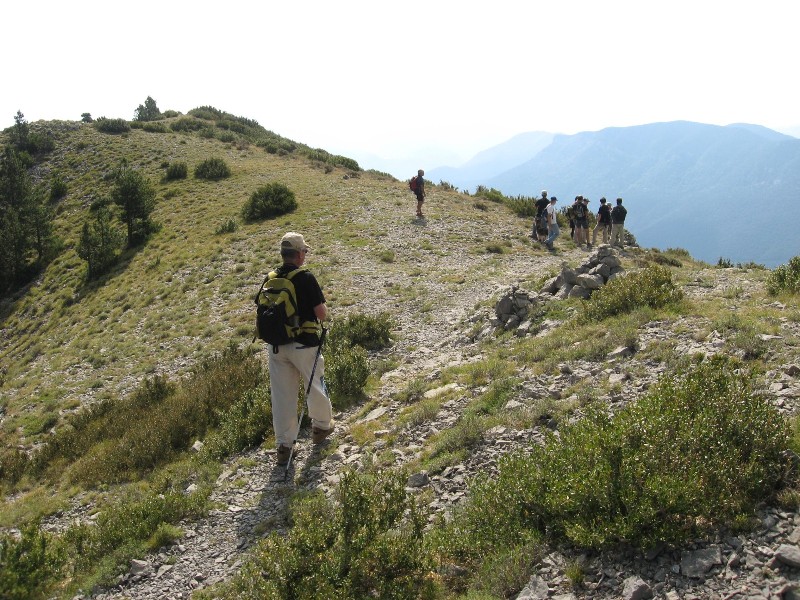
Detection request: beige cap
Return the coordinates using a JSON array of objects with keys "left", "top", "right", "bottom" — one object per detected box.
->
[{"left": 280, "top": 231, "right": 311, "bottom": 252}]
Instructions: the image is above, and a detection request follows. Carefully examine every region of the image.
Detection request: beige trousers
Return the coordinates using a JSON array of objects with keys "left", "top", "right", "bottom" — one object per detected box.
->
[{"left": 268, "top": 343, "right": 332, "bottom": 447}]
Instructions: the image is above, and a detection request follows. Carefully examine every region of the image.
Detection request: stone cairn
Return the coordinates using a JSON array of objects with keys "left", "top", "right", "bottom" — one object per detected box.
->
[{"left": 493, "top": 246, "right": 626, "bottom": 337}]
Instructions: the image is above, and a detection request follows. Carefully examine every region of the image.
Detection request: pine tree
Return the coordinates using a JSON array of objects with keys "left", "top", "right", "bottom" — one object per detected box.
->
[
  {"left": 133, "top": 96, "right": 161, "bottom": 122},
  {"left": 110, "top": 163, "right": 156, "bottom": 247}
]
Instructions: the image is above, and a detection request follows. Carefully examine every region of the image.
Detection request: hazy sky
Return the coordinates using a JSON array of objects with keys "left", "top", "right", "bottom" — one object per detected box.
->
[{"left": 4, "top": 0, "right": 797, "bottom": 169}]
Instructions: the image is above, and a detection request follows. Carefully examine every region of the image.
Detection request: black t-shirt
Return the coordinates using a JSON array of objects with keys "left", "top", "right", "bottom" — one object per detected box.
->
[
  {"left": 598, "top": 204, "right": 611, "bottom": 224},
  {"left": 535, "top": 198, "right": 549, "bottom": 216},
  {"left": 611, "top": 205, "right": 627, "bottom": 224},
  {"left": 275, "top": 264, "right": 325, "bottom": 343}
]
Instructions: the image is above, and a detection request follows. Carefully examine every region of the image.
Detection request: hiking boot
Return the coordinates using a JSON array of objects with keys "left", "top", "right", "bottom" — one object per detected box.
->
[
  {"left": 312, "top": 424, "right": 335, "bottom": 444},
  {"left": 276, "top": 444, "right": 292, "bottom": 466}
]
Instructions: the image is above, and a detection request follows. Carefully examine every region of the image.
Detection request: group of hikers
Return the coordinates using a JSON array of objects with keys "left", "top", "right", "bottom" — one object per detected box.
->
[
  {"left": 533, "top": 190, "right": 628, "bottom": 251},
  {"left": 257, "top": 177, "right": 631, "bottom": 471}
]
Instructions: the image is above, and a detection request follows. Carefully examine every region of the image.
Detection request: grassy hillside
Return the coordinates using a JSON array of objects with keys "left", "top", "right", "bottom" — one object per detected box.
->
[
  {"left": 2, "top": 111, "right": 800, "bottom": 599},
  {"left": 0, "top": 110, "right": 548, "bottom": 457}
]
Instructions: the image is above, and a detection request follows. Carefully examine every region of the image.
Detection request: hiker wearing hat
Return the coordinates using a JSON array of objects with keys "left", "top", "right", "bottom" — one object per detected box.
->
[
  {"left": 268, "top": 232, "right": 333, "bottom": 466},
  {"left": 610, "top": 198, "right": 628, "bottom": 247},
  {"left": 545, "top": 196, "right": 560, "bottom": 251},
  {"left": 592, "top": 197, "right": 612, "bottom": 246}
]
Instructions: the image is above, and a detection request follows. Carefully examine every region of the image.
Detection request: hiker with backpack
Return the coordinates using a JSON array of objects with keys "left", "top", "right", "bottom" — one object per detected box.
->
[
  {"left": 255, "top": 232, "right": 333, "bottom": 468},
  {"left": 573, "top": 195, "right": 590, "bottom": 249},
  {"left": 410, "top": 169, "right": 425, "bottom": 218},
  {"left": 592, "top": 197, "right": 612, "bottom": 245},
  {"left": 545, "top": 196, "right": 559, "bottom": 251},
  {"left": 610, "top": 197, "right": 628, "bottom": 247},
  {"left": 533, "top": 190, "right": 549, "bottom": 241}
]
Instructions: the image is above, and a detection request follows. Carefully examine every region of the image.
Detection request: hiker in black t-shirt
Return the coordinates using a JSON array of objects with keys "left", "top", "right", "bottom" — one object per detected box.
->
[
  {"left": 610, "top": 198, "right": 628, "bottom": 247},
  {"left": 415, "top": 169, "right": 425, "bottom": 218},
  {"left": 533, "top": 190, "right": 549, "bottom": 241},
  {"left": 592, "top": 197, "right": 612, "bottom": 245},
  {"left": 574, "top": 196, "right": 590, "bottom": 249},
  {"left": 268, "top": 232, "right": 334, "bottom": 467}
]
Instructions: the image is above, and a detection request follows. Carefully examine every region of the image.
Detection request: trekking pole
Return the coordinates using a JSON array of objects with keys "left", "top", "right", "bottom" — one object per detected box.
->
[{"left": 284, "top": 328, "right": 327, "bottom": 481}]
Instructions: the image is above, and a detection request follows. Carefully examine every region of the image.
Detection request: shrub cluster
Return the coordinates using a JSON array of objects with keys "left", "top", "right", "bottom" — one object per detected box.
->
[
  {"left": 21, "top": 345, "right": 265, "bottom": 486},
  {"left": 200, "top": 386, "right": 272, "bottom": 460},
  {"left": 433, "top": 356, "right": 788, "bottom": 559},
  {"left": 93, "top": 117, "right": 130, "bottom": 134},
  {"left": 49, "top": 174, "right": 68, "bottom": 201},
  {"left": 164, "top": 161, "right": 188, "bottom": 181},
  {"left": 0, "top": 521, "right": 60, "bottom": 600},
  {"left": 324, "top": 313, "right": 395, "bottom": 405},
  {"left": 221, "top": 470, "right": 436, "bottom": 600},
  {"left": 767, "top": 256, "right": 800, "bottom": 295},
  {"left": 241, "top": 182, "right": 297, "bottom": 221},
  {"left": 330, "top": 312, "right": 395, "bottom": 351},
  {"left": 194, "top": 157, "right": 231, "bottom": 181},
  {"left": 63, "top": 487, "right": 207, "bottom": 586},
  {"left": 581, "top": 264, "right": 683, "bottom": 322},
  {"left": 170, "top": 117, "right": 206, "bottom": 132},
  {"left": 214, "top": 218, "right": 238, "bottom": 235}
]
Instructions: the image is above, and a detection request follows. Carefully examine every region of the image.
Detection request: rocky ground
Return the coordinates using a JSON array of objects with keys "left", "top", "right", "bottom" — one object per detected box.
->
[{"left": 72, "top": 209, "right": 800, "bottom": 600}]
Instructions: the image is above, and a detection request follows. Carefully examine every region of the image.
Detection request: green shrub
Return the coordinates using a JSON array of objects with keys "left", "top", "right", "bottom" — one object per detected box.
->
[
  {"left": 201, "top": 386, "right": 272, "bottom": 460},
  {"left": 436, "top": 356, "right": 788, "bottom": 556},
  {"left": 141, "top": 121, "right": 169, "bottom": 133},
  {"left": 0, "top": 448, "right": 28, "bottom": 486},
  {"left": 767, "top": 256, "right": 800, "bottom": 295},
  {"left": 164, "top": 161, "right": 188, "bottom": 181},
  {"left": 29, "top": 345, "right": 265, "bottom": 485},
  {"left": 330, "top": 312, "right": 395, "bottom": 351},
  {"left": 326, "top": 342, "right": 369, "bottom": 406},
  {"left": 0, "top": 522, "right": 61, "bottom": 600},
  {"left": 258, "top": 138, "right": 297, "bottom": 155},
  {"left": 93, "top": 117, "right": 130, "bottom": 134},
  {"left": 64, "top": 488, "right": 206, "bottom": 581},
  {"left": 49, "top": 174, "right": 68, "bottom": 201},
  {"left": 241, "top": 182, "right": 297, "bottom": 221},
  {"left": 145, "top": 522, "right": 183, "bottom": 552},
  {"left": 214, "top": 218, "right": 238, "bottom": 235},
  {"left": 223, "top": 470, "right": 436, "bottom": 600},
  {"left": 581, "top": 264, "right": 683, "bottom": 322},
  {"left": 194, "top": 157, "right": 231, "bottom": 181},
  {"left": 170, "top": 117, "right": 206, "bottom": 132},
  {"left": 717, "top": 257, "right": 734, "bottom": 268}
]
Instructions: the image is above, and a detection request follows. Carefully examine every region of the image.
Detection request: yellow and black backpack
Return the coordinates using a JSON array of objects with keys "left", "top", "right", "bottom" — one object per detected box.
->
[{"left": 253, "top": 267, "right": 320, "bottom": 348}]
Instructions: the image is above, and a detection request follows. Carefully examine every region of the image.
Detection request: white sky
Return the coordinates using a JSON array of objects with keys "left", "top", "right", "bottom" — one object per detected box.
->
[{"left": 3, "top": 0, "right": 798, "bottom": 168}]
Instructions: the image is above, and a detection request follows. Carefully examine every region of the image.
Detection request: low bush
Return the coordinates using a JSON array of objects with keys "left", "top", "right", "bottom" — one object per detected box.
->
[
  {"left": 326, "top": 342, "right": 369, "bottom": 407},
  {"left": 49, "top": 174, "right": 68, "bottom": 201},
  {"left": 767, "top": 256, "right": 800, "bottom": 295},
  {"left": 241, "top": 182, "right": 297, "bottom": 221},
  {"left": 164, "top": 161, "right": 188, "bottom": 181},
  {"left": 170, "top": 117, "right": 206, "bottom": 132},
  {"left": 0, "top": 521, "right": 61, "bottom": 600},
  {"left": 220, "top": 470, "right": 436, "bottom": 599},
  {"left": 93, "top": 117, "right": 130, "bottom": 134},
  {"left": 201, "top": 386, "right": 272, "bottom": 459},
  {"left": 581, "top": 264, "right": 683, "bottom": 322},
  {"left": 330, "top": 312, "right": 395, "bottom": 351},
  {"left": 63, "top": 487, "right": 207, "bottom": 584},
  {"left": 27, "top": 345, "right": 264, "bottom": 485},
  {"left": 194, "top": 157, "right": 231, "bottom": 181},
  {"left": 214, "top": 218, "right": 238, "bottom": 235},
  {"left": 434, "top": 356, "right": 788, "bottom": 560}
]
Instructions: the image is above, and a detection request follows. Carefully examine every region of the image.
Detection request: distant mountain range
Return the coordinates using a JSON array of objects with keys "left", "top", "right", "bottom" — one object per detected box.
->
[{"left": 427, "top": 122, "right": 800, "bottom": 268}]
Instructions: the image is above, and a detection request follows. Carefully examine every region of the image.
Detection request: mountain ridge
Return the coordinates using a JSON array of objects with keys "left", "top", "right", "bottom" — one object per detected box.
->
[{"left": 425, "top": 121, "right": 800, "bottom": 267}]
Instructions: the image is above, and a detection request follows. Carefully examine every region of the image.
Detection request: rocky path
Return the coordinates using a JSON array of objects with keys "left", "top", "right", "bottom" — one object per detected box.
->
[{"left": 86, "top": 204, "right": 800, "bottom": 599}]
